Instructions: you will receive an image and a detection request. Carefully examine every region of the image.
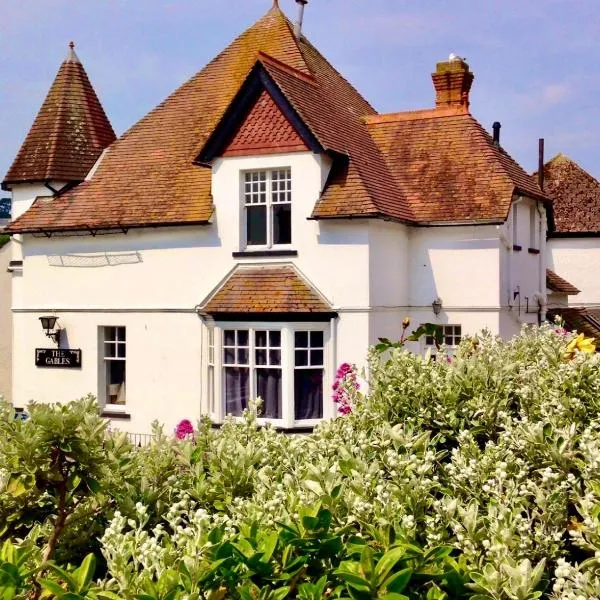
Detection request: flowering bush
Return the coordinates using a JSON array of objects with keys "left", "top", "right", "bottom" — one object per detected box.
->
[
  {"left": 0, "top": 324, "right": 599, "bottom": 599},
  {"left": 175, "top": 418, "right": 195, "bottom": 440},
  {"left": 332, "top": 362, "right": 361, "bottom": 414}
]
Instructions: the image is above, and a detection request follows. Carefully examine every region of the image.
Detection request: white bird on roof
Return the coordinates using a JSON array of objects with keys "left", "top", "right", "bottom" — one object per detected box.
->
[{"left": 448, "top": 53, "right": 465, "bottom": 62}]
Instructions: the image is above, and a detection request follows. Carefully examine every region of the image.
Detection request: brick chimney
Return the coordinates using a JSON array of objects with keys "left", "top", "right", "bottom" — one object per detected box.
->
[{"left": 431, "top": 55, "right": 474, "bottom": 112}]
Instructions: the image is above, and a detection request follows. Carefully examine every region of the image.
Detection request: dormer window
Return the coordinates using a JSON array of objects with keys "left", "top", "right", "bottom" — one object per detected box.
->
[{"left": 244, "top": 168, "right": 291, "bottom": 248}]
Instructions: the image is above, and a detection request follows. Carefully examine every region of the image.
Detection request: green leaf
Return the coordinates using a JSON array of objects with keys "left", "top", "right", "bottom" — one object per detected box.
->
[
  {"left": 360, "top": 546, "right": 374, "bottom": 582},
  {"left": 383, "top": 568, "right": 413, "bottom": 594},
  {"left": 335, "top": 569, "right": 371, "bottom": 592},
  {"left": 379, "top": 594, "right": 409, "bottom": 600},
  {"left": 271, "top": 587, "right": 290, "bottom": 600},
  {"left": 75, "top": 554, "right": 96, "bottom": 593},
  {"left": 45, "top": 562, "right": 78, "bottom": 591},
  {"left": 39, "top": 578, "right": 68, "bottom": 596},
  {"left": 375, "top": 547, "right": 406, "bottom": 586}
]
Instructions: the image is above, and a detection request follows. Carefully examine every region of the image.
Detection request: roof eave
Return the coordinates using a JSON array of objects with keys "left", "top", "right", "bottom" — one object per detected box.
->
[{"left": 5, "top": 219, "right": 213, "bottom": 237}]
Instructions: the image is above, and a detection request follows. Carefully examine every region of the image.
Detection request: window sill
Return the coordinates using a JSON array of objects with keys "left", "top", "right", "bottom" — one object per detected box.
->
[
  {"left": 512, "top": 245, "right": 522, "bottom": 252},
  {"left": 232, "top": 250, "right": 298, "bottom": 259},
  {"left": 210, "top": 421, "right": 315, "bottom": 434},
  {"left": 528, "top": 248, "right": 540, "bottom": 254},
  {"left": 101, "top": 411, "right": 131, "bottom": 420}
]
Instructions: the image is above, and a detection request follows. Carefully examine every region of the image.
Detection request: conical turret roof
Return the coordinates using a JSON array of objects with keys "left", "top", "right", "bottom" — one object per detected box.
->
[{"left": 2, "top": 42, "right": 115, "bottom": 189}]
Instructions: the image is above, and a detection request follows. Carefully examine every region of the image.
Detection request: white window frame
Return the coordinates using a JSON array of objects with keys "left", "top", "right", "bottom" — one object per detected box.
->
[
  {"left": 423, "top": 324, "right": 462, "bottom": 356},
  {"left": 207, "top": 322, "right": 330, "bottom": 429},
  {"left": 242, "top": 168, "right": 292, "bottom": 250},
  {"left": 512, "top": 205, "right": 519, "bottom": 248},
  {"left": 100, "top": 326, "right": 127, "bottom": 410},
  {"left": 529, "top": 204, "right": 538, "bottom": 250}
]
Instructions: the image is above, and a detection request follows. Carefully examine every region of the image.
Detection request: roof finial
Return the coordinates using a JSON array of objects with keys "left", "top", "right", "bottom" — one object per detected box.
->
[
  {"left": 272, "top": 0, "right": 279, "bottom": 7},
  {"left": 66, "top": 40, "right": 80, "bottom": 64}
]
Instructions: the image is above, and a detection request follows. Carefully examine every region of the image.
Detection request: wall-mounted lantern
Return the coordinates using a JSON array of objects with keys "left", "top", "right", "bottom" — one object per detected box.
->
[
  {"left": 432, "top": 297, "right": 443, "bottom": 316},
  {"left": 39, "top": 316, "right": 61, "bottom": 346}
]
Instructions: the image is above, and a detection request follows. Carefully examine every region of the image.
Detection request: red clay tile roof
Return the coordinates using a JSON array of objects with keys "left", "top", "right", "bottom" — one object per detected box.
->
[
  {"left": 548, "top": 307, "right": 600, "bottom": 345},
  {"left": 2, "top": 45, "right": 115, "bottom": 189},
  {"left": 9, "top": 5, "right": 409, "bottom": 234},
  {"left": 537, "top": 154, "right": 600, "bottom": 234},
  {"left": 222, "top": 89, "right": 308, "bottom": 157},
  {"left": 7, "top": 5, "right": 545, "bottom": 233},
  {"left": 201, "top": 264, "right": 332, "bottom": 314},
  {"left": 366, "top": 108, "right": 548, "bottom": 224},
  {"left": 546, "top": 269, "right": 580, "bottom": 295}
]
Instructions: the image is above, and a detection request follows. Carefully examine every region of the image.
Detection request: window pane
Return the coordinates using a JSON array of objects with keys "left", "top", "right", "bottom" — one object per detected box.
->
[
  {"left": 269, "top": 331, "right": 281, "bottom": 347},
  {"left": 105, "top": 327, "right": 116, "bottom": 342},
  {"left": 295, "top": 350, "right": 308, "bottom": 366},
  {"left": 117, "top": 344, "right": 126, "bottom": 359},
  {"left": 247, "top": 205, "right": 267, "bottom": 246},
  {"left": 237, "top": 348, "right": 249, "bottom": 365},
  {"left": 294, "top": 369, "right": 323, "bottom": 420},
  {"left": 256, "top": 368, "right": 282, "bottom": 419},
  {"left": 310, "top": 349, "right": 323, "bottom": 366},
  {"left": 118, "top": 327, "right": 126, "bottom": 342},
  {"left": 224, "top": 330, "right": 236, "bottom": 346},
  {"left": 106, "top": 360, "right": 126, "bottom": 405},
  {"left": 310, "top": 331, "right": 324, "bottom": 347},
  {"left": 445, "top": 336, "right": 453, "bottom": 346},
  {"left": 224, "top": 347, "right": 235, "bottom": 364},
  {"left": 425, "top": 335, "right": 434, "bottom": 346},
  {"left": 295, "top": 331, "right": 308, "bottom": 348},
  {"left": 225, "top": 367, "right": 249, "bottom": 416},
  {"left": 208, "top": 366, "right": 215, "bottom": 414},
  {"left": 269, "top": 349, "right": 281, "bottom": 366},
  {"left": 104, "top": 342, "right": 116, "bottom": 358},
  {"left": 273, "top": 204, "right": 291, "bottom": 245},
  {"left": 255, "top": 330, "right": 267, "bottom": 348},
  {"left": 256, "top": 349, "right": 267, "bottom": 366},
  {"left": 237, "top": 330, "right": 249, "bottom": 346}
]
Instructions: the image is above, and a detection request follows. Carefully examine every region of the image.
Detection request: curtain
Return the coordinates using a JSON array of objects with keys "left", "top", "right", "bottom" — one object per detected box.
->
[
  {"left": 256, "top": 368, "right": 282, "bottom": 418},
  {"left": 294, "top": 369, "right": 323, "bottom": 420},
  {"left": 225, "top": 367, "right": 249, "bottom": 416}
]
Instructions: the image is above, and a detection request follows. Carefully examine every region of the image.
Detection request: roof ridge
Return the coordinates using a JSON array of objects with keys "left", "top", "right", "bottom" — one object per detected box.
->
[
  {"left": 366, "top": 106, "right": 468, "bottom": 124},
  {"left": 471, "top": 116, "right": 546, "bottom": 201},
  {"left": 257, "top": 51, "right": 316, "bottom": 84}
]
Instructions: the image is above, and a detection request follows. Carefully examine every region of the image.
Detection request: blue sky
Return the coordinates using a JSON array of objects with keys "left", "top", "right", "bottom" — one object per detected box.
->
[{"left": 1, "top": 0, "right": 599, "bottom": 185}]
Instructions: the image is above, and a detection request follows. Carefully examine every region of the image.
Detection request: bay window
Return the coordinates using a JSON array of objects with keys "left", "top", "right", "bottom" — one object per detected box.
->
[
  {"left": 244, "top": 168, "right": 292, "bottom": 248},
  {"left": 210, "top": 324, "right": 328, "bottom": 427}
]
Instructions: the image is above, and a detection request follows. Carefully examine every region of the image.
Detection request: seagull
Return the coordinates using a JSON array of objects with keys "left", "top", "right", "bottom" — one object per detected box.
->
[{"left": 448, "top": 53, "right": 466, "bottom": 62}]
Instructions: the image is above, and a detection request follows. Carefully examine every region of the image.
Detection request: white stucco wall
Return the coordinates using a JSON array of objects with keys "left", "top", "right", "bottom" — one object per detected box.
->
[
  {"left": 408, "top": 225, "right": 502, "bottom": 309},
  {"left": 548, "top": 238, "right": 600, "bottom": 307},
  {"left": 13, "top": 311, "right": 202, "bottom": 434},
  {"left": 0, "top": 241, "right": 11, "bottom": 402},
  {"left": 11, "top": 152, "right": 375, "bottom": 431},
  {"left": 500, "top": 198, "right": 547, "bottom": 330}
]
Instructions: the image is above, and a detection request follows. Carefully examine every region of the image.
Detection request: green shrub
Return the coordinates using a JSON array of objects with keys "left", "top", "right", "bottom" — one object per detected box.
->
[{"left": 1, "top": 324, "right": 599, "bottom": 598}]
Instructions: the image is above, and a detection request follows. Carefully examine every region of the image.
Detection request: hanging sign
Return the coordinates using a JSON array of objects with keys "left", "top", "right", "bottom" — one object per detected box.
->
[{"left": 35, "top": 348, "right": 82, "bottom": 368}]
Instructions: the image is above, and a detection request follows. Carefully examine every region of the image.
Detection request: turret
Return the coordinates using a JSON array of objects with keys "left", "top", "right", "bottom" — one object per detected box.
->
[{"left": 2, "top": 42, "right": 115, "bottom": 220}]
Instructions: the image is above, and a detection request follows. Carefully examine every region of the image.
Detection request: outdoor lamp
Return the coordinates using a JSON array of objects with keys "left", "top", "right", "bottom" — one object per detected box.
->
[
  {"left": 432, "top": 298, "right": 443, "bottom": 316},
  {"left": 39, "top": 316, "right": 61, "bottom": 345}
]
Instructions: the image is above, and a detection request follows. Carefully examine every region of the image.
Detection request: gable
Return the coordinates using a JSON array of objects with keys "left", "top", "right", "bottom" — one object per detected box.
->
[{"left": 222, "top": 89, "right": 309, "bottom": 157}]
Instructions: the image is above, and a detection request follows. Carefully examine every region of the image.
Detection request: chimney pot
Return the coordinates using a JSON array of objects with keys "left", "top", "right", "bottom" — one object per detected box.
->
[
  {"left": 492, "top": 121, "right": 501, "bottom": 146},
  {"left": 431, "top": 56, "right": 474, "bottom": 112},
  {"left": 294, "top": 0, "right": 308, "bottom": 39}
]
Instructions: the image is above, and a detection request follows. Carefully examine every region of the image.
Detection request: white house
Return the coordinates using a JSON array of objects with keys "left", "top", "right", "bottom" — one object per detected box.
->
[
  {"left": 3, "top": 2, "right": 568, "bottom": 433},
  {"left": 542, "top": 154, "right": 600, "bottom": 340}
]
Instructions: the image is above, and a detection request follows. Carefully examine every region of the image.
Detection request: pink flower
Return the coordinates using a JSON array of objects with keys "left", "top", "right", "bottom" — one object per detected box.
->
[{"left": 175, "top": 419, "right": 194, "bottom": 440}]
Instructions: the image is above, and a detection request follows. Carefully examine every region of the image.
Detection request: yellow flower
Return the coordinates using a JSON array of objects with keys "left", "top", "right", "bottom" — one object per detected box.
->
[
  {"left": 402, "top": 317, "right": 411, "bottom": 329},
  {"left": 564, "top": 333, "right": 596, "bottom": 359}
]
